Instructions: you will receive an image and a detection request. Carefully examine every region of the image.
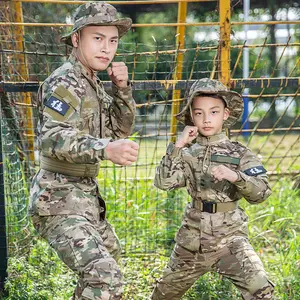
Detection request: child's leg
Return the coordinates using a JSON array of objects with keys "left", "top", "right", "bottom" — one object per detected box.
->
[
  {"left": 216, "top": 237, "right": 274, "bottom": 300},
  {"left": 151, "top": 244, "right": 209, "bottom": 300}
]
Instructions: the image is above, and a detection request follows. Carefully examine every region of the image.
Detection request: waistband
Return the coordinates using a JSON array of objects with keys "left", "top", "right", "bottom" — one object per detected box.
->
[
  {"left": 40, "top": 155, "right": 100, "bottom": 178},
  {"left": 192, "top": 200, "right": 238, "bottom": 213}
]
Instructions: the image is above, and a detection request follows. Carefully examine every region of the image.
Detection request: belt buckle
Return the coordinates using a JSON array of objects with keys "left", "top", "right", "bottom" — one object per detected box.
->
[{"left": 202, "top": 201, "right": 217, "bottom": 213}]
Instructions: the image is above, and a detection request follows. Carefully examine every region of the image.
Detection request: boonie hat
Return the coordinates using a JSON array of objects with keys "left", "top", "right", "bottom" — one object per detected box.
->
[
  {"left": 176, "top": 78, "right": 244, "bottom": 128},
  {"left": 61, "top": 2, "right": 132, "bottom": 46}
]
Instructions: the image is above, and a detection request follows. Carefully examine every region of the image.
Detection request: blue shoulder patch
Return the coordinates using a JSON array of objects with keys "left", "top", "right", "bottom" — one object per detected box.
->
[
  {"left": 45, "top": 96, "right": 70, "bottom": 116},
  {"left": 243, "top": 166, "right": 267, "bottom": 176}
]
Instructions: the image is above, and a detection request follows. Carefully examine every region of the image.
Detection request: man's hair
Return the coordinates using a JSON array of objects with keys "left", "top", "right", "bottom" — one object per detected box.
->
[{"left": 192, "top": 93, "right": 227, "bottom": 108}]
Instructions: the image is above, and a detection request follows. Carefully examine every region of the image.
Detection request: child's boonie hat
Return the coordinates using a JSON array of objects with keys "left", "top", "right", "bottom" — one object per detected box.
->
[
  {"left": 176, "top": 78, "right": 244, "bottom": 128},
  {"left": 61, "top": 2, "right": 132, "bottom": 46}
]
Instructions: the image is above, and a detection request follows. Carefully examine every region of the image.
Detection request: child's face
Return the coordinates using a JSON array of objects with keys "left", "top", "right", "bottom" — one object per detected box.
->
[
  {"left": 191, "top": 96, "right": 230, "bottom": 136},
  {"left": 72, "top": 25, "right": 119, "bottom": 71}
]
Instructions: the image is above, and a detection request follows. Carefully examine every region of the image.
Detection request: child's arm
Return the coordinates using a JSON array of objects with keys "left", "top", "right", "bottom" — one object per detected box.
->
[
  {"left": 154, "top": 126, "right": 197, "bottom": 191},
  {"left": 154, "top": 143, "right": 186, "bottom": 191},
  {"left": 234, "top": 149, "right": 272, "bottom": 204}
]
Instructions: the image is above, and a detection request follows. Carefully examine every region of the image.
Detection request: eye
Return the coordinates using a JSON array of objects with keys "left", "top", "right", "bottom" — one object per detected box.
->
[
  {"left": 212, "top": 110, "right": 219, "bottom": 114},
  {"left": 95, "top": 36, "right": 102, "bottom": 41},
  {"left": 111, "top": 39, "right": 118, "bottom": 44}
]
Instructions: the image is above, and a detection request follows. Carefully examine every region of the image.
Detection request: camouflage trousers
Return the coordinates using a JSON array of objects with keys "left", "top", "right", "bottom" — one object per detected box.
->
[
  {"left": 151, "top": 237, "right": 274, "bottom": 300},
  {"left": 32, "top": 214, "right": 123, "bottom": 300}
]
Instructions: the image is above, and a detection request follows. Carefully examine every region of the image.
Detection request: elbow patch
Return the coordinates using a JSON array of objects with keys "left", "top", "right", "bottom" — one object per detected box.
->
[{"left": 243, "top": 166, "right": 267, "bottom": 176}]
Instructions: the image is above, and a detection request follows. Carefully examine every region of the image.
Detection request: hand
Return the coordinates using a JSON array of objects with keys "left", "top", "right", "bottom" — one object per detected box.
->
[
  {"left": 105, "top": 139, "right": 139, "bottom": 166},
  {"left": 107, "top": 62, "right": 128, "bottom": 88},
  {"left": 175, "top": 126, "right": 198, "bottom": 147},
  {"left": 211, "top": 165, "right": 239, "bottom": 183}
]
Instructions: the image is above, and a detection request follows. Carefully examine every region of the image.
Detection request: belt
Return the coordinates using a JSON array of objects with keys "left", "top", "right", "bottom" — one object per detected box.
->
[
  {"left": 40, "top": 155, "right": 100, "bottom": 178},
  {"left": 192, "top": 200, "right": 238, "bottom": 213}
]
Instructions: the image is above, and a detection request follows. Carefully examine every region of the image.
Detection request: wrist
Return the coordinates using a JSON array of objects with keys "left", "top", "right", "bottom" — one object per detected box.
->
[{"left": 175, "top": 140, "right": 186, "bottom": 148}]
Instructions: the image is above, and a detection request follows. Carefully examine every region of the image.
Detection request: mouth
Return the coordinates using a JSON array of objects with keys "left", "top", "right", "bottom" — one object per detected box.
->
[
  {"left": 203, "top": 127, "right": 213, "bottom": 130},
  {"left": 96, "top": 56, "right": 110, "bottom": 62}
]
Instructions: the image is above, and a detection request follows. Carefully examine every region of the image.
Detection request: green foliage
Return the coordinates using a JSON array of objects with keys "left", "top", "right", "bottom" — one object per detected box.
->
[{"left": 4, "top": 238, "right": 75, "bottom": 300}]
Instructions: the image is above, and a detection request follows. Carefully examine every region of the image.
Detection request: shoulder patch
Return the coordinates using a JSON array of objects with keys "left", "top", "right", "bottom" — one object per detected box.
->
[
  {"left": 243, "top": 166, "right": 267, "bottom": 176},
  {"left": 45, "top": 96, "right": 70, "bottom": 116}
]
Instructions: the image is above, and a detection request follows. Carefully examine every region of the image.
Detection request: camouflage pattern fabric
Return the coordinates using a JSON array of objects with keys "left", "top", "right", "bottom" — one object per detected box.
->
[
  {"left": 61, "top": 2, "right": 132, "bottom": 46},
  {"left": 32, "top": 215, "right": 122, "bottom": 300},
  {"left": 176, "top": 78, "right": 244, "bottom": 128},
  {"left": 29, "top": 52, "right": 136, "bottom": 299},
  {"left": 151, "top": 133, "right": 274, "bottom": 299}
]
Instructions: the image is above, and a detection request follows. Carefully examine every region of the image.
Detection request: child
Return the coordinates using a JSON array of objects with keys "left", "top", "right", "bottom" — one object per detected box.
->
[
  {"left": 29, "top": 2, "right": 139, "bottom": 299},
  {"left": 151, "top": 78, "right": 274, "bottom": 300}
]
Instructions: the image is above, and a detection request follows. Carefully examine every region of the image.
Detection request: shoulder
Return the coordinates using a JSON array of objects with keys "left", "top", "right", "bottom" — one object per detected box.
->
[
  {"left": 226, "top": 140, "right": 249, "bottom": 156},
  {"left": 43, "top": 61, "right": 87, "bottom": 100}
]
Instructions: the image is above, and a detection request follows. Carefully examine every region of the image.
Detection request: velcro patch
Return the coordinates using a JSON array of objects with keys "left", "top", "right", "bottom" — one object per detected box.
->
[
  {"left": 211, "top": 154, "right": 240, "bottom": 165},
  {"left": 45, "top": 96, "right": 70, "bottom": 116},
  {"left": 243, "top": 166, "right": 267, "bottom": 176}
]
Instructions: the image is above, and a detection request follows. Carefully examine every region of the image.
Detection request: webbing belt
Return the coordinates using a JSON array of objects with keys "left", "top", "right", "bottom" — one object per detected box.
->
[
  {"left": 40, "top": 155, "right": 100, "bottom": 178},
  {"left": 192, "top": 200, "right": 238, "bottom": 213}
]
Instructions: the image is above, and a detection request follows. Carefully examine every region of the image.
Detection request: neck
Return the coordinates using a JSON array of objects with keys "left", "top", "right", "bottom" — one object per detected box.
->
[
  {"left": 72, "top": 49, "right": 96, "bottom": 80},
  {"left": 196, "top": 132, "right": 228, "bottom": 145}
]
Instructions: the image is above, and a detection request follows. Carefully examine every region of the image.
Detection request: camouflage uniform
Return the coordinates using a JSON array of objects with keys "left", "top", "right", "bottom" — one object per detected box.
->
[
  {"left": 29, "top": 2, "right": 134, "bottom": 300},
  {"left": 151, "top": 79, "right": 274, "bottom": 300}
]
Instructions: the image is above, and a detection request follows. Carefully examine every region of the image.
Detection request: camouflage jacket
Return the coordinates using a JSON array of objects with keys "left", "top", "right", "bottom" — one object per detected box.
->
[
  {"left": 29, "top": 53, "right": 136, "bottom": 222},
  {"left": 154, "top": 132, "right": 272, "bottom": 252}
]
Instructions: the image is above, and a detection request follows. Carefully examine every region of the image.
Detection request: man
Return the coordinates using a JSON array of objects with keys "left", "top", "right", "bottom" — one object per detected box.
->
[{"left": 29, "top": 2, "right": 138, "bottom": 299}]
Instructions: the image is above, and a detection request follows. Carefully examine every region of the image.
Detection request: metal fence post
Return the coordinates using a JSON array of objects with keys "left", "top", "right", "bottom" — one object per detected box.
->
[
  {"left": 219, "top": 0, "right": 231, "bottom": 86},
  {"left": 0, "top": 111, "right": 8, "bottom": 295},
  {"left": 170, "top": 0, "right": 187, "bottom": 142}
]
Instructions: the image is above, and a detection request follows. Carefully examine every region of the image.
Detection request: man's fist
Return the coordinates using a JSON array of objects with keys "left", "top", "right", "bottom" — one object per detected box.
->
[
  {"left": 105, "top": 139, "right": 139, "bottom": 166},
  {"left": 107, "top": 62, "right": 128, "bottom": 88}
]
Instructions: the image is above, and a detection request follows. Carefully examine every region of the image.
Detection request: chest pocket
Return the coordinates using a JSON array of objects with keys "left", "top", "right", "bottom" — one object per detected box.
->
[{"left": 80, "top": 97, "right": 100, "bottom": 135}]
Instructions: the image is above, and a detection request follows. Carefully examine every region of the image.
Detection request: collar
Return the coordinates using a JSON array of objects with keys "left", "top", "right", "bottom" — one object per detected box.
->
[
  {"left": 68, "top": 52, "right": 101, "bottom": 89},
  {"left": 196, "top": 132, "right": 229, "bottom": 146}
]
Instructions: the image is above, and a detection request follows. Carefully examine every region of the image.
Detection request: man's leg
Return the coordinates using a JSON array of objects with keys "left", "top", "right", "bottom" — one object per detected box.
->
[
  {"left": 151, "top": 244, "right": 209, "bottom": 300},
  {"left": 216, "top": 237, "right": 274, "bottom": 300},
  {"left": 33, "top": 215, "right": 123, "bottom": 300}
]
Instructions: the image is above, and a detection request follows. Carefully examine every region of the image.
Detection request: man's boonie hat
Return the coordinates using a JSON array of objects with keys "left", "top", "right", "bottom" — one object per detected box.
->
[
  {"left": 61, "top": 2, "right": 132, "bottom": 46},
  {"left": 176, "top": 78, "right": 244, "bottom": 128}
]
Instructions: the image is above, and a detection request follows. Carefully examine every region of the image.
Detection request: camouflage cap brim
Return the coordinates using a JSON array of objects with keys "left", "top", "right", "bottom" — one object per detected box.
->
[
  {"left": 176, "top": 86, "right": 244, "bottom": 128},
  {"left": 61, "top": 18, "right": 132, "bottom": 46}
]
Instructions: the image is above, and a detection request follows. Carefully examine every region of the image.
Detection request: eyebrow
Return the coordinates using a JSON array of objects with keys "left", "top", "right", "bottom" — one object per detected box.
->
[
  {"left": 193, "top": 106, "right": 221, "bottom": 111},
  {"left": 93, "top": 32, "right": 119, "bottom": 39}
]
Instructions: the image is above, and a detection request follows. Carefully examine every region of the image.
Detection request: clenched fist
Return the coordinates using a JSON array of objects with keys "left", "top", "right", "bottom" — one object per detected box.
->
[
  {"left": 211, "top": 165, "right": 239, "bottom": 183},
  {"left": 107, "top": 62, "right": 129, "bottom": 88},
  {"left": 105, "top": 139, "right": 139, "bottom": 166},
  {"left": 175, "top": 126, "right": 199, "bottom": 148}
]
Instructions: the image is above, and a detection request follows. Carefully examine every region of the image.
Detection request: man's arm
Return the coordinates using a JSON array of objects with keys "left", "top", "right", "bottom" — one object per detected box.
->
[{"left": 105, "top": 62, "right": 136, "bottom": 139}]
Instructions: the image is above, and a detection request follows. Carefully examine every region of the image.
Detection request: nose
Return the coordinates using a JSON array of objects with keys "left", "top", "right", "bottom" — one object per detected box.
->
[
  {"left": 203, "top": 115, "right": 211, "bottom": 124},
  {"left": 101, "top": 39, "right": 110, "bottom": 54}
]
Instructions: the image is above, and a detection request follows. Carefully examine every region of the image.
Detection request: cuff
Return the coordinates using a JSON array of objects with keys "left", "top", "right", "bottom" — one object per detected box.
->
[{"left": 93, "top": 138, "right": 112, "bottom": 160}]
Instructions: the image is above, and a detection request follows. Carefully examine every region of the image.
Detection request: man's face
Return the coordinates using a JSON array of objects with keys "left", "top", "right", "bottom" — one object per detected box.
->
[
  {"left": 72, "top": 25, "right": 119, "bottom": 71},
  {"left": 191, "top": 96, "right": 229, "bottom": 136}
]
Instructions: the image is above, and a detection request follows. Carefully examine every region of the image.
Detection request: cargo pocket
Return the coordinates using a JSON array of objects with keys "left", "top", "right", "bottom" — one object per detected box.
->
[{"left": 175, "top": 224, "right": 200, "bottom": 252}]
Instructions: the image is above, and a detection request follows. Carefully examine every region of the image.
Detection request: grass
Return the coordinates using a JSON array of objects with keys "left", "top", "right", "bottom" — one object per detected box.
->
[{"left": 3, "top": 134, "right": 300, "bottom": 299}]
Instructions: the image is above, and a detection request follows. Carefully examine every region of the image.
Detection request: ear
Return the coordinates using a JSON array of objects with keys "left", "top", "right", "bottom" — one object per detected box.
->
[
  {"left": 223, "top": 107, "right": 230, "bottom": 121},
  {"left": 71, "top": 32, "right": 79, "bottom": 48}
]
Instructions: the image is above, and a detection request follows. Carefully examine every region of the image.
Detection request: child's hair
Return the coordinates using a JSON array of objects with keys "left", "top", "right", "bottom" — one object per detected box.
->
[{"left": 193, "top": 93, "right": 227, "bottom": 108}]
